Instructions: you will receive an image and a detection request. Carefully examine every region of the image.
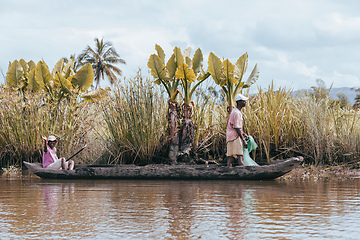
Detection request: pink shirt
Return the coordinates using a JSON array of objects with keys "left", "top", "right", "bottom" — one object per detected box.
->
[
  {"left": 226, "top": 107, "right": 243, "bottom": 142},
  {"left": 43, "top": 145, "right": 59, "bottom": 168}
]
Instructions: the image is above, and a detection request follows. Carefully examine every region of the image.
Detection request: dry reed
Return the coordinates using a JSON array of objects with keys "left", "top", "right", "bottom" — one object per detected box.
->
[
  {"left": 0, "top": 84, "right": 103, "bottom": 167},
  {"left": 101, "top": 72, "right": 167, "bottom": 165},
  {"left": 244, "top": 84, "right": 360, "bottom": 165},
  {"left": 1, "top": 78, "right": 360, "bottom": 167}
]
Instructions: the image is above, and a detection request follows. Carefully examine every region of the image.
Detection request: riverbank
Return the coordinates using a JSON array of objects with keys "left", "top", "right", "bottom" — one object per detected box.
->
[
  {"left": 2, "top": 77, "right": 360, "bottom": 168},
  {"left": 280, "top": 162, "right": 360, "bottom": 181}
]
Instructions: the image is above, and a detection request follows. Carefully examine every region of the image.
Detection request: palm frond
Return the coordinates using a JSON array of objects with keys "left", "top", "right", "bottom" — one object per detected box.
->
[{"left": 77, "top": 38, "right": 125, "bottom": 88}]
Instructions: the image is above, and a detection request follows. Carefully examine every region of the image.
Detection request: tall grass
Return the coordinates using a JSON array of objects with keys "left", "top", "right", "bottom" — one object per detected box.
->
[
  {"left": 0, "top": 85, "right": 103, "bottom": 167},
  {"left": 244, "top": 84, "right": 360, "bottom": 165},
  {"left": 0, "top": 88, "right": 42, "bottom": 165},
  {"left": 2, "top": 77, "right": 360, "bottom": 167},
  {"left": 101, "top": 72, "right": 167, "bottom": 165},
  {"left": 244, "top": 84, "right": 303, "bottom": 161},
  {"left": 298, "top": 94, "right": 360, "bottom": 165},
  {"left": 192, "top": 87, "right": 227, "bottom": 160}
]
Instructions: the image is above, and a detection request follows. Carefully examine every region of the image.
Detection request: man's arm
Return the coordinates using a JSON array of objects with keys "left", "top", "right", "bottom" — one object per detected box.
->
[
  {"left": 235, "top": 128, "right": 248, "bottom": 149},
  {"left": 42, "top": 135, "right": 48, "bottom": 152}
]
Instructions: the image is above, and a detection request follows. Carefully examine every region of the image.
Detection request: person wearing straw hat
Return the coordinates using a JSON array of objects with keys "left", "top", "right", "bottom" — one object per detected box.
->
[
  {"left": 226, "top": 94, "right": 249, "bottom": 167},
  {"left": 42, "top": 135, "right": 74, "bottom": 170}
]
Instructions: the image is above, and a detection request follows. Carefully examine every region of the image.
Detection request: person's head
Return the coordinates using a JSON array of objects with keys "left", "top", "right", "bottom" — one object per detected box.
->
[
  {"left": 47, "top": 135, "right": 57, "bottom": 148},
  {"left": 235, "top": 94, "right": 249, "bottom": 108}
]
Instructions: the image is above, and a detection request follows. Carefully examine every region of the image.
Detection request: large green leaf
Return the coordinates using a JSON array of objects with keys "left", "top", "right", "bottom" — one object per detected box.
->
[
  {"left": 243, "top": 64, "right": 259, "bottom": 88},
  {"left": 6, "top": 60, "right": 25, "bottom": 88},
  {"left": 27, "top": 69, "right": 40, "bottom": 92},
  {"left": 192, "top": 48, "right": 203, "bottom": 74},
  {"left": 183, "top": 47, "right": 191, "bottom": 59},
  {"left": 19, "top": 59, "right": 29, "bottom": 73},
  {"left": 207, "top": 52, "right": 224, "bottom": 86},
  {"left": 35, "top": 61, "right": 52, "bottom": 89},
  {"left": 148, "top": 54, "right": 168, "bottom": 82},
  {"left": 56, "top": 72, "right": 73, "bottom": 95},
  {"left": 173, "top": 47, "right": 184, "bottom": 68},
  {"left": 52, "top": 58, "right": 64, "bottom": 78},
  {"left": 175, "top": 63, "right": 196, "bottom": 83},
  {"left": 63, "top": 58, "right": 75, "bottom": 78},
  {"left": 28, "top": 60, "right": 36, "bottom": 71},
  {"left": 223, "top": 59, "right": 237, "bottom": 84},
  {"left": 166, "top": 54, "right": 176, "bottom": 79},
  {"left": 71, "top": 63, "right": 94, "bottom": 92},
  {"left": 234, "top": 52, "right": 248, "bottom": 81},
  {"left": 185, "top": 56, "right": 192, "bottom": 69},
  {"left": 155, "top": 44, "right": 165, "bottom": 63}
]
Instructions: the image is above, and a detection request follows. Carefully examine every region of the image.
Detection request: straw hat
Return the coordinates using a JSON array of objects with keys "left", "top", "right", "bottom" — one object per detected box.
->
[
  {"left": 235, "top": 94, "right": 249, "bottom": 102},
  {"left": 47, "top": 135, "right": 57, "bottom": 142}
]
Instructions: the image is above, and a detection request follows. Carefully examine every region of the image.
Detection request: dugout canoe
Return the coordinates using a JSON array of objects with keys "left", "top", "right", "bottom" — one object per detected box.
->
[{"left": 23, "top": 156, "right": 303, "bottom": 180}]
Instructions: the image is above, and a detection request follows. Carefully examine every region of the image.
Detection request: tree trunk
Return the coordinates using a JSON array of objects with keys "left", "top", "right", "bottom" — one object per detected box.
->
[
  {"left": 178, "top": 103, "right": 195, "bottom": 162},
  {"left": 167, "top": 100, "right": 180, "bottom": 164}
]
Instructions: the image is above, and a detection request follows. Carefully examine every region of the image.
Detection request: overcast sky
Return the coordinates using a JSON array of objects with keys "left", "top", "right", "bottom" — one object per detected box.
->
[{"left": 1, "top": 0, "right": 360, "bottom": 91}]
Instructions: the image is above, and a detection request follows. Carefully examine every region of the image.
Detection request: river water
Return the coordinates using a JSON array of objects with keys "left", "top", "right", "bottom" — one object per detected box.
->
[{"left": 0, "top": 170, "right": 359, "bottom": 240}]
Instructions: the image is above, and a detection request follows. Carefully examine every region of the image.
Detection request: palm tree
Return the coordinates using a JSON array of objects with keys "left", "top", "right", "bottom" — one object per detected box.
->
[{"left": 77, "top": 38, "right": 126, "bottom": 89}]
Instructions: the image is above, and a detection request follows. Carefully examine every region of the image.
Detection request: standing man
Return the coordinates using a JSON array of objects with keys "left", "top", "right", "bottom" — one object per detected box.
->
[{"left": 226, "top": 94, "right": 249, "bottom": 167}]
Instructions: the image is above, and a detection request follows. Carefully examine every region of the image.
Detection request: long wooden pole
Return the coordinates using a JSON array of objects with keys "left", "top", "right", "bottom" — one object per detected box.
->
[{"left": 67, "top": 144, "right": 87, "bottom": 161}]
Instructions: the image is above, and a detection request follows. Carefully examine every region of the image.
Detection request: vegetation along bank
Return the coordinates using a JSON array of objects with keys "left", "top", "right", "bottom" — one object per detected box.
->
[{"left": 1, "top": 39, "right": 360, "bottom": 175}]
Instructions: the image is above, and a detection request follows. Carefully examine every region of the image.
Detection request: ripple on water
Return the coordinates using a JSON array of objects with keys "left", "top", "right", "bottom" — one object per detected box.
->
[{"left": 0, "top": 178, "right": 360, "bottom": 239}]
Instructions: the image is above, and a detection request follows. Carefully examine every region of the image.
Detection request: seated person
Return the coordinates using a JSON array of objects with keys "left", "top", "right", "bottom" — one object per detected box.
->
[{"left": 42, "top": 135, "right": 74, "bottom": 170}]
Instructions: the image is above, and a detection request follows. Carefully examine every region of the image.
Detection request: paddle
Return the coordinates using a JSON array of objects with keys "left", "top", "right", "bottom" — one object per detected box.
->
[{"left": 67, "top": 144, "right": 87, "bottom": 161}]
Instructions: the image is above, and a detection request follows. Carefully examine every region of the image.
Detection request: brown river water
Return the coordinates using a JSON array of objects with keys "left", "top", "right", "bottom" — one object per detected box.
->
[{"left": 0, "top": 170, "right": 359, "bottom": 240}]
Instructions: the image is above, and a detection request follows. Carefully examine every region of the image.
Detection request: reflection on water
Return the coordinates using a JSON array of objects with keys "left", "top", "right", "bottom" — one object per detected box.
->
[{"left": 0, "top": 171, "right": 359, "bottom": 239}]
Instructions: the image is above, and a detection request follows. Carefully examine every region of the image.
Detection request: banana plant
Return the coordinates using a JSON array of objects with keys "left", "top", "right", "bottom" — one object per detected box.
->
[
  {"left": 208, "top": 52, "right": 259, "bottom": 113},
  {"left": 175, "top": 48, "right": 211, "bottom": 117},
  {"left": 148, "top": 45, "right": 182, "bottom": 163},
  {"left": 6, "top": 59, "right": 94, "bottom": 104},
  {"left": 6, "top": 59, "right": 36, "bottom": 94},
  {"left": 148, "top": 45, "right": 182, "bottom": 101},
  {"left": 148, "top": 45, "right": 210, "bottom": 163},
  {"left": 148, "top": 45, "right": 181, "bottom": 151},
  {"left": 174, "top": 48, "right": 210, "bottom": 157}
]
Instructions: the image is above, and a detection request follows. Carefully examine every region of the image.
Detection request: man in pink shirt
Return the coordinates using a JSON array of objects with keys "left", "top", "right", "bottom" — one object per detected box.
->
[{"left": 226, "top": 94, "right": 249, "bottom": 167}]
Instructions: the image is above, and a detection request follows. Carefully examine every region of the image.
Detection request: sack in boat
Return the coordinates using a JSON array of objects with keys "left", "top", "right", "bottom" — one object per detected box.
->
[{"left": 244, "top": 135, "right": 259, "bottom": 166}]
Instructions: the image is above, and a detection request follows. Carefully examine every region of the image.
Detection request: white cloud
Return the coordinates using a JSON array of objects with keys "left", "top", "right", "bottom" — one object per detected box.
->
[
  {"left": 1, "top": 0, "right": 360, "bottom": 91},
  {"left": 325, "top": 72, "right": 360, "bottom": 88},
  {"left": 315, "top": 13, "right": 360, "bottom": 36}
]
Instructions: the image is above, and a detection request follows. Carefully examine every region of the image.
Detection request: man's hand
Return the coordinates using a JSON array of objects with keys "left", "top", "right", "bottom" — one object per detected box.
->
[{"left": 243, "top": 140, "right": 248, "bottom": 150}]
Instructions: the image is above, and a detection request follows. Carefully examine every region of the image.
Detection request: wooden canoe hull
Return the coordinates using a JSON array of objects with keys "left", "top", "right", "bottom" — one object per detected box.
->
[{"left": 23, "top": 156, "right": 303, "bottom": 180}]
